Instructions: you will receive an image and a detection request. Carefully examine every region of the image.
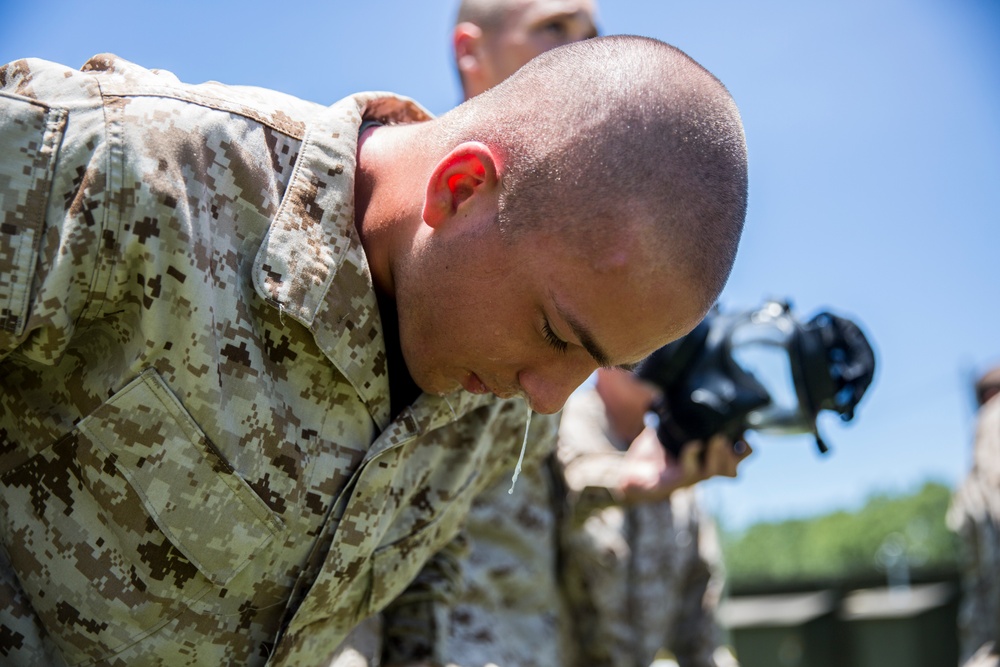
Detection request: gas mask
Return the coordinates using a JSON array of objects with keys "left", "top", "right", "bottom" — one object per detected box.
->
[{"left": 635, "top": 300, "right": 876, "bottom": 458}]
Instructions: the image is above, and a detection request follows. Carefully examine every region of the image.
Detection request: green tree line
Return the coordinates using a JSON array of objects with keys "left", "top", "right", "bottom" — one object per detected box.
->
[{"left": 721, "top": 481, "right": 961, "bottom": 589}]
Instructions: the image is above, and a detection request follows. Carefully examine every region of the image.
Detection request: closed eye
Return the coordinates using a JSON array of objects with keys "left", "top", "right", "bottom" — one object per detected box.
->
[{"left": 542, "top": 320, "right": 569, "bottom": 354}]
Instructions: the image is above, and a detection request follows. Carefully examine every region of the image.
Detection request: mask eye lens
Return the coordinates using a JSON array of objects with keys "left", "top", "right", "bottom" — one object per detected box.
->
[{"left": 729, "top": 320, "right": 808, "bottom": 434}]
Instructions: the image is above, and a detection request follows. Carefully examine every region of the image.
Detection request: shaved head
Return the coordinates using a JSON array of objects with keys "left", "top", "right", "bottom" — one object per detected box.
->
[
  {"left": 436, "top": 35, "right": 748, "bottom": 315},
  {"left": 362, "top": 34, "right": 747, "bottom": 407}
]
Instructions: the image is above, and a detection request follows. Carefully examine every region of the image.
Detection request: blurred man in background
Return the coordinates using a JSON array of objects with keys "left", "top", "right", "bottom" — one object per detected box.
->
[
  {"left": 554, "top": 367, "right": 745, "bottom": 667},
  {"left": 949, "top": 365, "right": 1000, "bottom": 667},
  {"left": 453, "top": 0, "right": 598, "bottom": 100},
  {"left": 381, "top": 364, "right": 746, "bottom": 667}
]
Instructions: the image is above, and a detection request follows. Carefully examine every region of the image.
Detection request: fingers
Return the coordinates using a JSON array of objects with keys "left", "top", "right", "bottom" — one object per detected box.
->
[
  {"left": 678, "top": 439, "right": 706, "bottom": 482},
  {"left": 618, "top": 428, "right": 753, "bottom": 504},
  {"left": 703, "top": 434, "right": 753, "bottom": 478},
  {"left": 619, "top": 427, "right": 689, "bottom": 503}
]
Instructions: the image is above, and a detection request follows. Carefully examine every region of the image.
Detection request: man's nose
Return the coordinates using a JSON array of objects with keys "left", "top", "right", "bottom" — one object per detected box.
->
[{"left": 517, "top": 362, "right": 596, "bottom": 415}]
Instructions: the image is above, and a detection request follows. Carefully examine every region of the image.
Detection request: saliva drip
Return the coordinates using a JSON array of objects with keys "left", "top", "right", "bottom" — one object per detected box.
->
[{"left": 508, "top": 400, "right": 532, "bottom": 494}]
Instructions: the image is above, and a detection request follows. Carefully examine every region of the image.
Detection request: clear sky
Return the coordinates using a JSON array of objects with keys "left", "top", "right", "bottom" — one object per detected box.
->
[{"left": 2, "top": 0, "right": 997, "bottom": 530}]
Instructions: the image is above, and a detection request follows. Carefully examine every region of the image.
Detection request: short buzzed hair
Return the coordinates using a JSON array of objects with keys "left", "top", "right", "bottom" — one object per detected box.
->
[{"left": 438, "top": 35, "right": 748, "bottom": 312}]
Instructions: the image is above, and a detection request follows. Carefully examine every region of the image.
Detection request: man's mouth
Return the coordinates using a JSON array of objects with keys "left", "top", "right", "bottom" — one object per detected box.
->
[
  {"left": 461, "top": 372, "right": 522, "bottom": 401},
  {"left": 461, "top": 371, "right": 491, "bottom": 395}
]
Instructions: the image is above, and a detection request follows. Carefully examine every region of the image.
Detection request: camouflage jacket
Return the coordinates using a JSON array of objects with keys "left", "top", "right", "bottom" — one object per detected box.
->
[
  {"left": 0, "top": 55, "right": 532, "bottom": 667},
  {"left": 379, "top": 421, "right": 564, "bottom": 667},
  {"left": 378, "top": 383, "right": 734, "bottom": 667}
]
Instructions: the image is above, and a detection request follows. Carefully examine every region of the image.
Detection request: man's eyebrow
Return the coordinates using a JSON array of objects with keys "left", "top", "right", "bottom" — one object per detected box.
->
[{"left": 555, "top": 303, "right": 616, "bottom": 369}]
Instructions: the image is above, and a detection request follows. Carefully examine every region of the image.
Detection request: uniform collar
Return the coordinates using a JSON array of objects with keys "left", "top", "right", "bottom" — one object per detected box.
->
[{"left": 253, "top": 92, "right": 432, "bottom": 431}]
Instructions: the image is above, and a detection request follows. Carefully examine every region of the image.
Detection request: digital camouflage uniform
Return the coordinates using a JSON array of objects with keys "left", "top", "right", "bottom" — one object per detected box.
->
[
  {"left": 556, "top": 385, "right": 736, "bottom": 667},
  {"left": 325, "top": 616, "right": 383, "bottom": 667},
  {"left": 377, "top": 383, "right": 735, "bottom": 667},
  {"left": 949, "top": 394, "right": 1000, "bottom": 667},
  {"left": 381, "top": 431, "right": 566, "bottom": 667},
  {"left": 0, "top": 54, "right": 537, "bottom": 667},
  {"left": 333, "top": 414, "right": 561, "bottom": 667}
]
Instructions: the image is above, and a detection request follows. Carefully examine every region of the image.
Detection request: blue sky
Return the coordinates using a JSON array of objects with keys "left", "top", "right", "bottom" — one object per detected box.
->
[{"left": 2, "top": 0, "right": 998, "bottom": 529}]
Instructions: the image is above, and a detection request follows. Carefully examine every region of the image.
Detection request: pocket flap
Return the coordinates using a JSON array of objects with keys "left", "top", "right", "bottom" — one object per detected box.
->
[{"left": 78, "top": 368, "right": 283, "bottom": 586}]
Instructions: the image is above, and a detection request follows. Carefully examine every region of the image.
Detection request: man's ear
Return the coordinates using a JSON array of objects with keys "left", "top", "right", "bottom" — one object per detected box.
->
[
  {"left": 454, "top": 23, "right": 484, "bottom": 80},
  {"left": 422, "top": 142, "right": 500, "bottom": 228}
]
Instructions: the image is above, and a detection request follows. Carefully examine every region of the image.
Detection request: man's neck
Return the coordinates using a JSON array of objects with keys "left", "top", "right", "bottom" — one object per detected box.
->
[
  {"left": 375, "top": 290, "right": 422, "bottom": 419},
  {"left": 353, "top": 122, "right": 428, "bottom": 298},
  {"left": 353, "top": 123, "right": 387, "bottom": 290}
]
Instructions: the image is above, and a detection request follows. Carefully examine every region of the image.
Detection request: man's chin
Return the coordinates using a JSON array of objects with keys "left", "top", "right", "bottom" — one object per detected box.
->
[{"left": 410, "top": 370, "right": 460, "bottom": 398}]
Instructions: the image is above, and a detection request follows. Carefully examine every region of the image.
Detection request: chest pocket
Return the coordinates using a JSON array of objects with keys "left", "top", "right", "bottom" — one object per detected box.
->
[{"left": 0, "top": 368, "right": 282, "bottom": 666}]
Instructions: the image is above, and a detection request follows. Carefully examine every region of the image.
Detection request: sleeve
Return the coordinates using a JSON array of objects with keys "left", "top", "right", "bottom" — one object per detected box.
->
[
  {"left": 553, "top": 389, "right": 627, "bottom": 526},
  {"left": 381, "top": 410, "right": 562, "bottom": 667},
  {"left": 326, "top": 615, "right": 385, "bottom": 667},
  {"left": 379, "top": 532, "right": 469, "bottom": 666},
  {"left": 553, "top": 392, "right": 636, "bottom": 667},
  {"left": 0, "top": 58, "right": 107, "bottom": 363}
]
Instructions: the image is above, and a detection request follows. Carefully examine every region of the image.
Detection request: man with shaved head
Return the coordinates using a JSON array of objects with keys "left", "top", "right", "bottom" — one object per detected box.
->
[
  {"left": 360, "top": 5, "right": 748, "bottom": 667},
  {"left": 370, "top": 36, "right": 745, "bottom": 415},
  {"left": 0, "top": 28, "right": 745, "bottom": 667}
]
